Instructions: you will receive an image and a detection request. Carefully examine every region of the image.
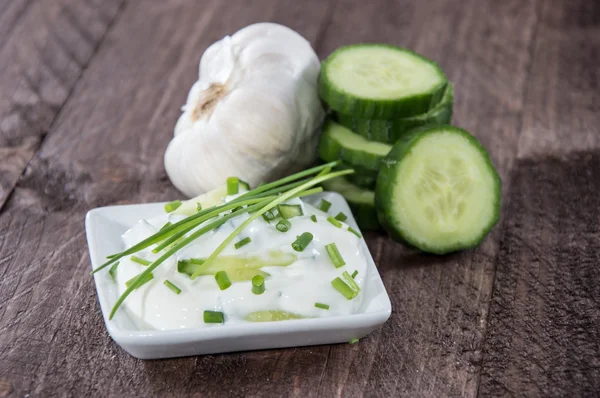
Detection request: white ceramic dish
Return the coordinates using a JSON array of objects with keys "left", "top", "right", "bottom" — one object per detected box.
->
[{"left": 85, "top": 192, "right": 391, "bottom": 359}]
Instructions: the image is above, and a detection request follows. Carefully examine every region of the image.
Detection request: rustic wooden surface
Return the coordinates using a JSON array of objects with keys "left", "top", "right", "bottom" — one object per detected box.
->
[{"left": 0, "top": 0, "right": 598, "bottom": 396}]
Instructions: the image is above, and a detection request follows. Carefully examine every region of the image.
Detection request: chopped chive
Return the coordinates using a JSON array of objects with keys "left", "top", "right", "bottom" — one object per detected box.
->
[
  {"left": 164, "top": 280, "right": 181, "bottom": 294},
  {"left": 315, "top": 302, "right": 330, "bottom": 310},
  {"left": 262, "top": 209, "right": 277, "bottom": 222},
  {"left": 311, "top": 215, "right": 317, "bottom": 222},
  {"left": 164, "top": 200, "right": 182, "bottom": 213},
  {"left": 342, "top": 270, "right": 361, "bottom": 293},
  {"left": 325, "top": 242, "right": 346, "bottom": 268},
  {"left": 292, "top": 232, "right": 313, "bottom": 252},
  {"left": 196, "top": 202, "right": 202, "bottom": 211},
  {"left": 351, "top": 270, "right": 358, "bottom": 279},
  {"left": 277, "top": 204, "right": 303, "bottom": 219},
  {"left": 125, "top": 272, "right": 154, "bottom": 289},
  {"left": 160, "top": 221, "right": 172, "bottom": 231},
  {"left": 130, "top": 255, "right": 151, "bottom": 266},
  {"left": 190, "top": 258, "right": 205, "bottom": 265},
  {"left": 331, "top": 271, "right": 361, "bottom": 300},
  {"left": 319, "top": 199, "right": 332, "bottom": 212},
  {"left": 252, "top": 275, "right": 265, "bottom": 295},
  {"left": 227, "top": 177, "right": 239, "bottom": 195},
  {"left": 234, "top": 237, "right": 252, "bottom": 249},
  {"left": 204, "top": 310, "right": 224, "bottom": 324},
  {"left": 348, "top": 227, "right": 362, "bottom": 238},
  {"left": 349, "top": 338, "right": 359, "bottom": 344},
  {"left": 334, "top": 212, "right": 348, "bottom": 222},
  {"left": 106, "top": 162, "right": 352, "bottom": 319},
  {"left": 215, "top": 271, "right": 232, "bottom": 290},
  {"left": 327, "top": 216, "right": 342, "bottom": 228},
  {"left": 276, "top": 219, "right": 291, "bottom": 232},
  {"left": 108, "top": 261, "right": 120, "bottom": 282}
]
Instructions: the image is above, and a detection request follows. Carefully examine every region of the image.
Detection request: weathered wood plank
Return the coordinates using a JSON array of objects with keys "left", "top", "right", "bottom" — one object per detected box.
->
[
  {"left": 0, "top": 0, "right": 124, "bottom": 209},
  {"left": 479, "top": 0, "right": 600, "bottom": 395},
  {"left": 314, "top": 0, "right": 541, "bottom": 396},
  {"left": 0, "top": 0, "right": 336, "bottom": 396}
]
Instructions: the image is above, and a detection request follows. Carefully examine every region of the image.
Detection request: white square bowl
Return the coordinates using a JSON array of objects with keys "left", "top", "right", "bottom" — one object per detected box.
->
[{"left": 85, "top": 192, "right": 392, "bottom": 359}]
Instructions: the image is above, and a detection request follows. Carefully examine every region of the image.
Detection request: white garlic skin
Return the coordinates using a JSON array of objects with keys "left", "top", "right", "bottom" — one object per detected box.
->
[{"left": 165, "top": 23, "right": 325, "bottom": 198}]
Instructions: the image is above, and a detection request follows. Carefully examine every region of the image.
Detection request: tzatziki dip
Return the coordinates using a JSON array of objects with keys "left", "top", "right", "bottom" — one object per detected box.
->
[{"left": 113, "top": 195, "right": 368, "bottom": 331}]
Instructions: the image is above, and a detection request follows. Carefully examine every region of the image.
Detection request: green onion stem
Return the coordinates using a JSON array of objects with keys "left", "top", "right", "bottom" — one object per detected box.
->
[
  {"left": 189, "top": 169, "right": 351, "bottom": 280},
  {"left": 327, "top": 216, "right": 343, "bottom": 228},
  {"left": 165, "top": 200, "right": 182, "bottom": 213},
  {"left": 164, "top": 280, "right": 181, "bottom": 294},
  {"left": 130, "top": 255, "right": 151, "bottom": 266},
  {"left": 227, "top": 177, "right": 239, "bottom": 195},
  {"left": 234, "top": 237, "right": 252, "bottom": 249},
  {"left": 252, "top": 275, "right": 265, "bottom": 295},
  {"left": 348, "top": 227, "right": 362, "bottom": 238},
  {"left": 292, "top": 232, "right": 314, "bottom": 252},
  {"left": 204, "top": 310, "right": 224, "bottom": 323},
  {"left": 325, "top": 243, "right": 346, "bottom": 268},
  {"left": 214, "top": 271, "right": 232, "bottom": 290},
  {"left": 315, "top": 302, "right": 330, "bottom": 310},
  {"left": 276, "top": 219, "right": 291, "bottom": 232}
]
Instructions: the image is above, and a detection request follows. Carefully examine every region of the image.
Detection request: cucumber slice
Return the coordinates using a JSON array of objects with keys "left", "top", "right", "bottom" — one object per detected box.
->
[
  {"left": 319, "top": 44, "right": 448, "bottom": 119},
  {"left": 277, "top": 204, "right": 303, "bottom": 219},
  {"left": 322, "top": 177, "right": 381, "bottom": 231},
  {"left": 337, "top": 84, "right": 454, "bottom": 144},
  {"left": 337, "top": 163, "right": 378, "bottom": 189},
  {"left": 319, "top": 119, "right": 391, "bottom": 171},
  {"left": 375, "top": 125, "right": 501, "bottom": 254}
]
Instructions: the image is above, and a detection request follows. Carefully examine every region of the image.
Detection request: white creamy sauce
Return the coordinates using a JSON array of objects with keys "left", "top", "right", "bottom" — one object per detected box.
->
[{"left": 116, "top": 198, "right": 369, "bottom": 331}]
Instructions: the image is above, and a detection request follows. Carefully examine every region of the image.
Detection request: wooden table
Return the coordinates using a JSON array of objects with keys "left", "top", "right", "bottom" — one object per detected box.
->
[{"left": 1, "top": 0, "right": 598, "bottom": 396}]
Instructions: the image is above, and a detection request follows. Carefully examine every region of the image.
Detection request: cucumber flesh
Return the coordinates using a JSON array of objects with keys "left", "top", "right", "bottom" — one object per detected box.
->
[
  {"left": 322, "top": 177, "right": 381, "bottom": 231},
  {"left": 337, "top": 163, "right": 378, "bottom": 189},
  {"left": 375, "top": 125, "right": 501, "bottom": 254},
  {"left": 319, "top": 119, "right": 391, "bottom": 171},
  {"left": 337, "top": 84, "right": 454, "bottom": 144},
  {"left": 277, "top": 204, "right": 303, "bottom": 219},
  {"left": 319, "top": 44, "right": 448, "bottom": 119}
]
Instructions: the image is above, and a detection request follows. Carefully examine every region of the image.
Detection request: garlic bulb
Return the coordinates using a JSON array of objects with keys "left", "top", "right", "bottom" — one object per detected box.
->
[{"left": 165, "top": 23, "right": 325, "bottom": 198}]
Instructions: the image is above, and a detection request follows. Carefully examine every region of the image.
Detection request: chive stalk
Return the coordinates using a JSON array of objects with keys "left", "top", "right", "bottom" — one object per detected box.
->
[
  {"left": 319, "top": 199, "right": 332, "bottom": 212},
  {"left": 292, "top": 232, "right": 313, "bottom": 252},
  {"left": 227, "top": 177, "right": 239, "bottom": 195},
  {"left": 160, "top": 222, "right": 172, "bottom": 231},
  {"left": 130, "top": 256, "right": 151, "bottom": 266},
  {"left": 276, "top": 219, "right": 291, "bottom": 232},
  {"left": 315, "top": 302, "right": 330, "bottom": 310},
  {"left": 235, "top": 237, "right": 252, "bottom": 249},
  {"left": 215, "top": 271, "right": 232, "bottom": 290},
  {"left": 204, "top": 310, "right": 224, "bottom": 323},
  {"left": 327, "top": 216, "right": 343, "bottom": 228},
  {"left": 311, "top": 215, "right": 317, "bottom": 222},
  {"left": 125, "top": 272, "right": 154, "bottom": 289},
  {"left": 108, "top": 261, "right": 120, "bottom": 282},
  {"left": 331, "top": 271, "right": 361, "bottom": 300},
  {"left": 252, "top": 275, "right": 265, "bottom": 295},
  {"left": 165, "top": 200, "right": 182, "bottom": 213},
  {"left": 351, "top": 270, "right": 358, "bottom": 279},
  {"left": 334, "top": 212, "right": 348, "bottom": 222},
  {"left": 348, "top": 227, "right": 362, "bottom": 238},
  {"left": 164, "top": 280, "right": 181, "bottom": 294},
  {"left": 325, "top": 243, "right": 345, "bottom": 268},
  {"left": 349, "top": 338, "right": 359, "bottom": 344},
  {"left": 262, "top": 210, "right": 277, "bottom": 222}
]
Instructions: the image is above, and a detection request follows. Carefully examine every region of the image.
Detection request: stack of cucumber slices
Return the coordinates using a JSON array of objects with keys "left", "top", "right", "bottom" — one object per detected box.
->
[{"left": 318, "top": 44, "right": 501, "bottom": 254}]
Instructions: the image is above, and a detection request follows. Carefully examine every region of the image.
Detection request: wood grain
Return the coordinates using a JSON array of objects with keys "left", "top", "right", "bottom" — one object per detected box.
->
[
  {"left": 478, "top": 0, "right": 600, "bottom": 395},
  {"left": 0, "top": 0, "right": 124, "bottom": 209},
  {"left": 0, "top": 0, "right": 599, "bottom": 396}
]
